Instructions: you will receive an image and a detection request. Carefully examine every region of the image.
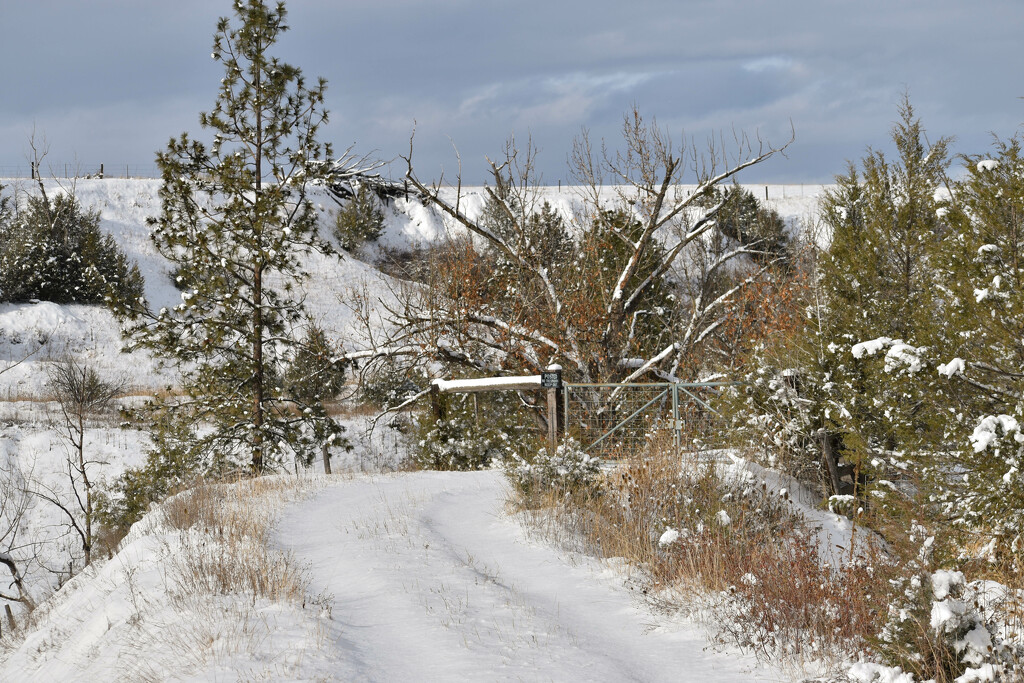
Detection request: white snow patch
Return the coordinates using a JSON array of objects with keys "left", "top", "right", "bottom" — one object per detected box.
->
[
  {"left": 883, "top": 342, "right": 924, "bottom": 374},
  {"left": 847, "top": 661, "right": 916, "bottom": 683},
  {"left": 658, "top": 527, "right": 680, "bottom": 546},
  {"left": 970, "top": 414, "right": 1022, "bottom": 452},
  {"left": 956, "top": 663, "right": 1002, "bottom": 682},
  {"left": 938, "top": 357, "right": 966, "bottom": 378},
  {"left": 931, "top": 569, "right": 965, "bottom": 600},
  {"left": 931, "top": 598, "right": 967, "bottom": 632},
  {"left": 851, "top": 337, "right": 892, "bottom": 359}
]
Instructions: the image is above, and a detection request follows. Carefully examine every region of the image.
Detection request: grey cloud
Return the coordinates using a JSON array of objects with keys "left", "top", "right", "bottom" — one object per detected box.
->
[{"left": 0, "top": 1, "right": 1021, "bottom": 184}]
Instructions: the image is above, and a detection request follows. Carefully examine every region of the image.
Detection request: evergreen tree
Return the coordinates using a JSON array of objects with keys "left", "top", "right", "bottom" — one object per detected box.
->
[
  {"left": 580, "top": 207, "right": 679, "bottom": 365},
  {"left": 728, "top": 98, "right": 953, "bottom": 497},
  {"left": 478, "top": 187, "right": 577, "bottom": 328},
  {"left": 333, "top": 183, "right": 384, "bottom": 251},
  {"left": 929, "top": 135, "right": 1024, "bottom": 534},
  {"left": 0, "top": 182, "right": 11, "bottom": 232},
  {"left": 814, "top": 97, "right": 952, "bottom": 483},
  {"left": 284, "top": 320, "right": 349, "bottom": 404},
  {"left": 713, "top": 182, "right": 792, "bottom": 267},
  {"left": 127, "top": 0, "right": 340, "bottom": 473},
  {"left": 0, "top": 191, "right": 143, "bottom": 308}
]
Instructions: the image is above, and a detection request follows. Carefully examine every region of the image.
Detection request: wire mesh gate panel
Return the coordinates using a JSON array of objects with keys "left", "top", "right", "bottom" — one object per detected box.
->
[{"left": 562, "top": 382, "right": 735, "bottom": 460}]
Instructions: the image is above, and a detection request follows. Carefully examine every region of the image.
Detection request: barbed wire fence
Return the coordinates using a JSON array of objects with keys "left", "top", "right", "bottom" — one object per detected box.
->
[{"left": 0, "top": 163, "right": 161, "bottom": 180}]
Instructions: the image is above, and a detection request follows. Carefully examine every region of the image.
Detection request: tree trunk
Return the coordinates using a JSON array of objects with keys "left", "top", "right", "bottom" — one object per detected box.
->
[
  {"left": 252, "top": 263, "right": 264, "bottom": 473},
  {"left": 252, "top": 59, "right": 265, "bottom": 474},
  {"left": 78, "top": 413, "right": 92, "bottom": 566},
  {"left": 821, "top": 431, "right": 843, "bottom": 496},
  {"left": 322, "top": 443, "right": 332, "bottom": 475}
]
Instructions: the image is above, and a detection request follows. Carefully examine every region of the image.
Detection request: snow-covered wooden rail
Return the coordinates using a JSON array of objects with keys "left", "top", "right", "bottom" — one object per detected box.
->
[
  {"left": 430, "top": 366, "right": 563, "bottom": 450},
  {"left": 430, "top": 375, "right": 543, "bottom": 393}
]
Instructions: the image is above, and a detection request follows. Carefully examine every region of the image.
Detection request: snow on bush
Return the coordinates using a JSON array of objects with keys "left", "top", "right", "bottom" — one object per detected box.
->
[
  {"left": 504, "top": 439, "right": 602, "bottom": 499},
  {"left": 938, "top": 358, "right": 966, "bottom": 378},
  {"left": 851, "top": 337, "right": 925, "bottom": 375},
  {"left": 852, "top": 337, "right": 894, "bottom": 359},
  {"left": 657, "top": 527, "right": 680, "bottom": 547},
  {"left": 416, "top": 414, "right": 512, "bottom": 471},
  {"left": 872, "top": 558, "right": 1023, "bottom": 682},
  {"left": 968, "top": 414, "right": 1023, "bottom": 453},
  {"left": 828, "top": 493, "right": 857, "bottom": 514},
  {"left": 882, "top": 343, "right": 925, "bottom": 375}
]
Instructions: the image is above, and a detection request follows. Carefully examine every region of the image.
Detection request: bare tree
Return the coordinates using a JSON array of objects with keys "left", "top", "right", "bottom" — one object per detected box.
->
[
  {"left": 0, "top": 319, "right": 56, "bottom": 614},
  {"left": 36, "top": 357, "right": 125, "bottom": 567},
  {"left": 0, "top": 456, "right": 35, "bottom": 610},
  {"left": 347, "top": 109, "right": 791, "bottom": 400}
]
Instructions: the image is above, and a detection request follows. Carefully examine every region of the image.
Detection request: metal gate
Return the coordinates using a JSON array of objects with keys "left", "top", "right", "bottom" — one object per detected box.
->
[{"left": 562, "top": 382, "right": 736, "bottom": 459}]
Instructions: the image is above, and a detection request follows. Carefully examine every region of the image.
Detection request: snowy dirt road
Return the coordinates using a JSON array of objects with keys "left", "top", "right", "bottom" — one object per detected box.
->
[{"left": 274, "top": 470, "right": 780, "bottom": 682}]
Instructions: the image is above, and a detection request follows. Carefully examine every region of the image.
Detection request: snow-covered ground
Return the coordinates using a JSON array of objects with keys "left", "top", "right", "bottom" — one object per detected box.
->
[
  {"left": 277, "top": 470, "right": 778, "bottom": 682},
  {"left": 0, "top": 470, "right": 793, "bottom": 681},
  {"left": 0, "top": 178, "right": 830, "bottom": 679}
]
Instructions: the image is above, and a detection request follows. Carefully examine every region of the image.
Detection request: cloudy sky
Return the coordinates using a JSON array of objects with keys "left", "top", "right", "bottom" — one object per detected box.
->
[{"left": 1, "top": 0, "right": 1021, "bottom": 184}]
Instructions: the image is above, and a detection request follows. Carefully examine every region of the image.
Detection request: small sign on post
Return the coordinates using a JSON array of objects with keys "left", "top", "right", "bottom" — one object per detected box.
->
[{"left": 541, "top": 367, "right": 562, "bottom": 389}]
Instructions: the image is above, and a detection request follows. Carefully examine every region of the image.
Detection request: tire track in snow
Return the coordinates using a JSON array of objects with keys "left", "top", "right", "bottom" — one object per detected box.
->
[{"left": 274, "top": 470, "right": 778, "bottom": 682}]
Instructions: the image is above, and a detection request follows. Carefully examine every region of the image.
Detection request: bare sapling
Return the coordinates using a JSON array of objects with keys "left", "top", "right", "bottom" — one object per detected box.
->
[{"left": 38, "top": 357, "right": 125, "bottom": 568}]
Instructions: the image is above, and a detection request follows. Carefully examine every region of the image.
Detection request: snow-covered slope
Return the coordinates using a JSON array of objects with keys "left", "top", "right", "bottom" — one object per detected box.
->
[
  {"left": 0, "top": 178, "right": 827, "bottom": 399},
  {"left": 0, "top": 178, "right": 406, "bottom": 398}
]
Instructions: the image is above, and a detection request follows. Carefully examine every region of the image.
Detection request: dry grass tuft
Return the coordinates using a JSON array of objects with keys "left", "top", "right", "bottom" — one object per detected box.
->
[
  {"left": 161, "top": 476, "right": 323, "bottom": 602},
  {"left": 511, "top": 442, "right": 891, "bottom": 668}
]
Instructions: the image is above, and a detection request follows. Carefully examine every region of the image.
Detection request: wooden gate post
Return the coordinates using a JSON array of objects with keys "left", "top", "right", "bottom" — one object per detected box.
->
[
  {"left": 543, "top": 365, "right": 562, "bottom": 452},
  {"left": 430, "top": 383, "right": 445, "bottom": 422}
]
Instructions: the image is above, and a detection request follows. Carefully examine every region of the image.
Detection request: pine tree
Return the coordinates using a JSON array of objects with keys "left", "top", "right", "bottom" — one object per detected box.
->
[
  {"left": 333, "top": 183, "right": 384, "bottom": 251},
  {"left": 814, "top": 97, "right": 952, "bottom": 482},
  {"left": 930, "top": 135, "right": 1024, "bottom": 533},
  {"left": 729, "top": 98, "right": 953, "bottom": 497},
  {"left": 127, "top": 0, "right": 340, "bottom": 473},
  {"left": 714, "top": 182, "right": 792, "bottom": 267}
]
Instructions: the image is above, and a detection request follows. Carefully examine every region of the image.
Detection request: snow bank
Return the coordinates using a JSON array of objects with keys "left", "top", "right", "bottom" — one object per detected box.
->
[{"left": 0, "top": 476, "right": 333, "bottom": 681}]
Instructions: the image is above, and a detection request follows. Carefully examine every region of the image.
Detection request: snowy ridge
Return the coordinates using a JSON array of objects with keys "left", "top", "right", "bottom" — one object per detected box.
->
[{"left": 0, "top": 179, "right": 824, "bottom": 399}]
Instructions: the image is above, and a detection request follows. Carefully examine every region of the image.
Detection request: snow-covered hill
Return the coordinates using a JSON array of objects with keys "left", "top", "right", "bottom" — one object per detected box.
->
[{"left": 0, "top": 178, "right": 827, "bottom": 399}]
